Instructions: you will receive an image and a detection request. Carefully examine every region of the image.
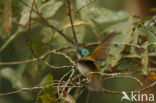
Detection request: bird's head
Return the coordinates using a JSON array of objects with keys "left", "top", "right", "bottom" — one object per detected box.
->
[{"left": 77, "top": 48, "right": 90, "bottom": 58}]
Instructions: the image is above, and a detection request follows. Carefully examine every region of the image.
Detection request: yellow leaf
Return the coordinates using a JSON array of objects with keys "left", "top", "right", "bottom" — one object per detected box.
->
[{"left": 63, "top": 21, "right": 89, "bottom": 29}]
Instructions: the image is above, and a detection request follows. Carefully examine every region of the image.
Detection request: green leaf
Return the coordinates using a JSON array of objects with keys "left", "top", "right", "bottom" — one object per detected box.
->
[
  {"left": 139, "top": 26, "right": 156, "bottom": 52},
  {"left": 39, "top": 0, "right": 63, "bottom": 18},
  {"left": 88, "top": 7, "right": 129, "bottom": 23},
  {"left": 141, "top": 44, "right": 149, "bottom": 75},
  {"left": 41, "top": 74, "right": 55, "bottom": 97},
  {"left": 0, "top": 67, "right": 33, "bottom": 100},
  {"left": 106, "top": 18, "right": 135, "bottom": 67},
  {"left": 0, "top": 24, "right": 38, "bottom": 52},
  {"left": 105, "top": 21, "right": 128, "bottom": 33},
  {"left": 19, "top": 9, "right": 30, "bottom": 25},
  {"left": 41, "top": 27, "right": 54, "bottom": 43},
  {"left": 150, "top": 8, "right": 156, "bottom": 13},
  {"left": 40, "top": 94, "right": 58, "bottom": 103},
  {"left": 117, "top": 59, "right": 138, "bottom": 70},
  {"left": 0, "top": 67, "right": 17, "bottom": 84},
  {"left": 130, "top": 27, "right": 139, "bottom": 53}
]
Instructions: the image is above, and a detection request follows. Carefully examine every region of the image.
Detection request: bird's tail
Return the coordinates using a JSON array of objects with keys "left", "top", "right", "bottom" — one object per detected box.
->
[{"left": 88, "top": 73, "right": 103, "bottom": 92}]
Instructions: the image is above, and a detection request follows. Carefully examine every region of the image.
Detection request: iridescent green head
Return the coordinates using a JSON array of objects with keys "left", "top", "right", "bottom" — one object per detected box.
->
[{"left": 77, "top": 48, "right": 89, "bottom": 57}]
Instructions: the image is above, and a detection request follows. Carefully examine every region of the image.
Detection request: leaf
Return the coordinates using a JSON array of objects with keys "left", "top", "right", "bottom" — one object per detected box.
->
[
  {"left": 88, "top": 7, "right": 129, "bottom": 23},
  {"left": 19, "top": 9, "right": 30, "bottom": 25},
  {"left": 105, "top": 21, "right": 128, "bottom": 33},
  {"left": 19, "top": 0, "right": 36, "bottom": 25},
  {"left": 0, "top": 67, "right": 33, "bottom": 100},
  {"left": 39, "top": 0, "right": 63, "bottom": 18},
  {"left": 117, "top": 59, "right": 138, "bottom": 70},
  {"left": 40, "top": 74, "right": 58, "bottom": 103},
  {"left": 0, "top": 67, "right": 17, "bottom": 84},
  {"left": 40, "top": 94, "right": 58, "bottom": 103},
  {"left": 130, "top": 27, "right": 139, "bottom": 53},
  {"left": 41, "top": 27, "right": 54, "bottom": 43},
  {"left": 41, "top": 74, "right": 55, "bottom": 97},
  {"left": 63, "top": 21, "right": 89, "bottom": 29},
  {"left": 123, "top": 53, "right": 141, "bottom": 59},
  {"left": 141, "top": 43, "right": 149, "bottom": 75},
  {"left": 106, "top": 18, "right": 135, "bottom": 67},
  {"left": 0, "top": 24, "right": 38, "bottom": 52},
  {"left": 150, "top": 8, "right": 156, "bottom": 13},
  {"left": 139, "top": 26, "right": 156, "bottom": 52}
]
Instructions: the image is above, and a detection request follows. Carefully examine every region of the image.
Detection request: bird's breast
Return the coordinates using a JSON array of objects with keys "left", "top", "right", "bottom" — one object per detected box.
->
[{"left": 77, "top": 62, "right": 91, "bottom": 74}]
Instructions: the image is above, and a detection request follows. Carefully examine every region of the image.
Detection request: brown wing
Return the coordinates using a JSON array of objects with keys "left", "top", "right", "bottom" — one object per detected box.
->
[{"left": 91, "top": 32, "right": 115, "bottom": 61}]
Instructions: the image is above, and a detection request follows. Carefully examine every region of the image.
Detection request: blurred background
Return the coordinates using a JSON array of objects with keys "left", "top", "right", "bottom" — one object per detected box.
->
[{"left": 0, "top": 0, "right": 156, "bottom": 103}]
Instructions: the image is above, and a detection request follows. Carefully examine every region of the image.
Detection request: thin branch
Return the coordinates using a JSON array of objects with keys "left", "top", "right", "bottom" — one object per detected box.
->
[
  {"left": 103, "top": 76, "right": 143, "bottom": 86},
  {"left": 52, "top": 51, "right": 76, "bottom": 66},
  {"left": 89, "top": 26, "right": 102, "bottom": 41},
  {"left": 0, "top": 85, "right": 83, "bottom": 96},
  {"left": 28, "top": 0, "right": 39, "bottom": 59},
  {"left": 0, "top": 42, "right": 145, "bottom": 66},
  {"left": 67, "top": 0, "right": 78, "bottom": 43},
  {"left": 85, "top": 91, "right": 91, "bottom": 103},
  {"left": 57, "top": 69, "right": 73, "bottom": 96},
  {"left": 75, "top": 0, "right": 95, "bottom": 13},
  {"left": 60, "top": 69, "right": 76, "bottom": 96},
  {"left": 85, "top": 5, "right": 103, "bottom": 30},
  {"left": 21, "top": 0, "right": 74, "bottom": 44},
  {"left": 45, "top": 61, "right": 74, "bottom": 69}
]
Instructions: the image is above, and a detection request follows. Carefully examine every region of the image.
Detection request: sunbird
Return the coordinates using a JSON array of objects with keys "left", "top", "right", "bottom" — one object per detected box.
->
[{"left": 76, "top": 32, "right": 115, "bottom": 92}]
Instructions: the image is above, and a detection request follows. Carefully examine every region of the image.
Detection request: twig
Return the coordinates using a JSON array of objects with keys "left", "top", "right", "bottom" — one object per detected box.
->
[
  {"left": 0, "top": 85, "right": 83, "bottom": 96},
  {"left": 112, "top": 42, "right": 143, "bottom": 49},
  {"left": 60, "top": 69, "right": 76, "bottom": 96},
  {"left": 0, "top": 41, "right": 145, "bottom": 66},
  {"left": 0, "top": 49, "right": 75, "bottom": 66},
  {"left": 0, "top": 75, "right": 156, "bottom": 96},
  {"left": 85, "top": 5, "right": 103, "bottom": 30},
  {"left": 67, "top": 0, "right": 78, "bottom": 43},
  {"left": 45, "top": 61, "right": 74, "bottom": 69},
  {"left": 85, "top": 91, "right": 91, "bottom": 103},
  {"left": 52, "top": 51, "right": 76, "bottom": 66},
  {"left": 0, "top": 87, "right": 42, "bottom": 96},
  {"left": 75, "top": 0, "right": 96, "bottom": 13},
  {"left": 142, "top": 26, "right": 156, "bottom": 35},
  {"left": 57, "top": 69, "right": 73, "bottom": 95},
  {"left": 28, "top": 0, "right": 39, "bottom": 59},
  {"left": 103, "top": 76, "right": 143, "bottom": 86},
  {"left": 89, "top": 26, "right": 102, "bottom": 41},
  {"left": 21, "top": 0, "right": 74, "bottom": 44},
  {"left": 0, "top": 41, "right": 147, "bottom": 66}
]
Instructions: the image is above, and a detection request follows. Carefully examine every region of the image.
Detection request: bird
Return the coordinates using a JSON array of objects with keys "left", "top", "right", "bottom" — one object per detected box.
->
[{"left": 76, "top": 32, "right": 115, "bottom": 92}]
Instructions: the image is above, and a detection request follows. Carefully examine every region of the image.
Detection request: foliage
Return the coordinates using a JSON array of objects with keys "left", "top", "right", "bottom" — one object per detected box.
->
[{"left": 0, "top": 0, "right": 156, "bottom": 103}]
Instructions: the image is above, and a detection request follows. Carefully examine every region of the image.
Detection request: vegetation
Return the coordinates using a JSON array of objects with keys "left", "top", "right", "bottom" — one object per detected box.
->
[{"left": 0, "top": 0, "right": 156, "bottom": 103}]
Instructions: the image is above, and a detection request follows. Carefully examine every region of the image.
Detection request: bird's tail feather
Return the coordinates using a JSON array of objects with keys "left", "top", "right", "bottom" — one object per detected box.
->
[{"left": 88, "top": 74, "right": 103, "bottom": 92}]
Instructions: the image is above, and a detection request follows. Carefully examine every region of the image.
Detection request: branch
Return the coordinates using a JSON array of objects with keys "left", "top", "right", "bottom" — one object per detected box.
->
[
  {"left": 0, "top": 42, "right": 99, "bottom": 66},
  {"left": 45, "top": 61, "right": 74, "bottom": 69},
  {"left": 0, "top": 42, "right": 145, "bottom": 66},
  {"left": 67, "top": 0, "right": 78, "bottom": 43},
  {"left": 28, "top": 0, "right": 39, "bottom": 59},
  {"left": 21, "top": 0, "right": 74, "bottom": 44},
  {"left": 75, "top": 0, "right": 96, "bottom": 13}
]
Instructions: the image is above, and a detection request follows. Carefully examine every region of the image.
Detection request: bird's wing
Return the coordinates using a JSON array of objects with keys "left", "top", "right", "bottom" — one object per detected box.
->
[
  {"left": 77, "top": 56, "right": 100, "bottom": 72},
  {"left": 91, "top": 32, "right": 115, "bottom": 61}
]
